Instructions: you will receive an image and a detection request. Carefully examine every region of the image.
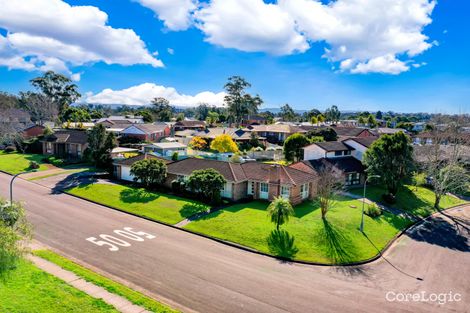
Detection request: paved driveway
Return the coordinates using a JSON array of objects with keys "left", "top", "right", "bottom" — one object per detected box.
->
[{"left": 1, "top": 172, "right": 468, "bottom": 313}]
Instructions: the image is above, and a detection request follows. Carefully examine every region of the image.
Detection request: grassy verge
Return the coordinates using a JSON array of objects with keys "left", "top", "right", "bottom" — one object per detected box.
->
[
  {"left": 350, "top": 185, "right": 466, "bottom": 218},
  {"left": 67, "top": 183, "right": 210, "bottom": 225},
  {"left": 184, "top": 197, "right": 412, "bottom": 264},
  {"left": 0, "top": 259, "right": 118, "bottom": 313},
  {"left": 28, "top": 167, "right": 94, "bottom": 181},
  {"left": 0, "top": 152, "right": 49, "bottom": 174},
  {"left": 34, "top": 250, "right": 177, "bottom": 313}
]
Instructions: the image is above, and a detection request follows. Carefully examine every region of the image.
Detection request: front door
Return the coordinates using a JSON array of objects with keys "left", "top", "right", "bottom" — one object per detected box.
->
[{"left": 260, "top": 183, "right": 269, "bottom": 199}]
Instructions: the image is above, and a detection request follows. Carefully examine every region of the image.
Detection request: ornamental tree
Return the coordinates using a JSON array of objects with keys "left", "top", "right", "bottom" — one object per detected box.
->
[
  {"left": 210, "top": 134, "right": 239, "bottom": 153},
  {"left": 187, "top": 168, "right": 226, "bottom": 204},
  {"left": 267, "top": 197, "right": 295, "bottom": 230},
  {"left": 130, "top": 158, "right": 167, "bottom": 189},
  {"left": 283, "top": 133, "right": 310, "bottom": 162},
  {"left": 189, "top": 136, "right": 208, "bottom": 150}
]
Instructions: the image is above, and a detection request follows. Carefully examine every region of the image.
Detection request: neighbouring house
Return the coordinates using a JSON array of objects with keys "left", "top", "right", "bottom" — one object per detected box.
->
[
  {"left": 111, "top": 147, "right": 140, "bottom": 159},
  {"left": 22, "top": 124, "right": 45, "bottom": 139},
  {"left": 174, "top": 120, "right": 206, "bottom": 131},
  {"left": 372, "top": 127, "right": 408, "bottom": 136},
  {"left": 194, "top": 127, "right": 267, "bottom": 144},
  {"left": 96, "top": 115, "right": 144, "bottom": 125},
  {"left": 121, "top": 123, "right": 170, "bottom": 142},
  {"left": 113, "top": 153, "right": 172, "bottom": 182},
  {"left": 330, "top": 126, "right": 376, "bottom": 141},
  {"left": 290, "top": 157, "right": 365, "bottom": 187},
  {"left": 144, "top": 142, "right": 187, "bottom": 157},
  {"left": 41, "top": 129, "right": 88, "bottom": 160},
  {"left": 342, "top": 137, "right": 377, "bottom": 162},
  {"left": 244, "top": 124, "right": 307, "bottom": 144},
  {"left": 303, "top": 141, "right": 353, "bottom": 160},
  {"left": 114, "top": 156, "right": 317, "bottom": 205},
  {"left": 241, "top": 114, "right": 268, "bottom": 126}
]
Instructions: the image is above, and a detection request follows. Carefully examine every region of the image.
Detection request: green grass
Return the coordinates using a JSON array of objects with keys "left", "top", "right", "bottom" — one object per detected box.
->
[
  {"left": 67, "top": 183, "right": 210, "bottom": 224},
  {"left": 184, "top": 197, "right": 412, "bottom": 264},
  {"left": 350, "top": 185, "right": 466, "bottom": 218},
  {"left": 0, "top": 259, "right": 118, "bottom": 313},
  {"left": 0, "top": 152, "right": 49, "bottom": 174},
  {"left": 34, "top": 250, "right": 178, "bottom": 313},
  {"left": 28, "top": 167, "right": 94, "bottom": 181}
]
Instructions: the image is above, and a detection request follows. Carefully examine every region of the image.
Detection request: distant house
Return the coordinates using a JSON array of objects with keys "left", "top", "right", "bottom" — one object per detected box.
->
[
  {"left": 23, "top": 125, "right": 45, "bottom": 139},
  {"left": 144, "top": 142, "right": 187, "bottom": 157},
  {"left": 174, "top": 120, "right": 206, "bottom": 131},
  {"left": 331, "top": 126, "right": 376, "bottom": 140},
  {"left": 342, "top": 137, "right": 377, "bottom": 162},
  {"left": 303, "top": 141, "right": 353, "bottom": 160},
  {"left": 113, "top": 153, "right": 172, "bottom": 182},
  {"left": 244, "top": 124, "right": 306, "bottom": 143},
  {"left": 372, "top": 128, "right": 408, "bottom": 136},
  {"left": 121, "top": 123, "right": 170, "bottom": 142},
  {"left": 41, "top": 130, "right": 88, "bottom": 160},
  {"left": 241, "top": 114, "right": 268, "bottom": 126},
  {"left": 194, "top": 127, "right": 266, "bottom": 143},
  {"left": 96, "top": 115, "right": 144, "bottom": 125}
]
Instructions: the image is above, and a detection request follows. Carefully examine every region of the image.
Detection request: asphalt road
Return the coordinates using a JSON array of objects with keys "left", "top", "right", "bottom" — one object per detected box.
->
[{"left": 1, "top": 172, "right": 468, "bottom": 313}]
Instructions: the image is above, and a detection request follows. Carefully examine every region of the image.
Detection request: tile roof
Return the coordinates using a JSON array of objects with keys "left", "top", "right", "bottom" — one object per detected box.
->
[
  {"left": 332, "top": 127, "right": 371, "bottom": 137},
  {"left": 43, "top": 130, "right": 88, "bottom": 144},
  {"left": 245, "top": 124, "right": 307, "bottom": 134},
  {"left": 293, "top": 157, "right": 365, "bottom": 174},
  {"left": 167, "top": 158, "right": 246, "bottom": 182},
  {"left": 123, "top": 123, "right": 168, "bottom": 134},
  {"left": 311, "top": 141, "right": 353, "bottom": 152},
  {"left": 194, "top": 128, "right": 258, "bottom": 140},
  {"left": 175, "top": 120, "right": 206, "bottom": 127},
  {"left": 344, "top": 136, "right": 378, "bottom": 148},
  {"left": 114, "top": 153, "right": 171, "bottom": 166}
]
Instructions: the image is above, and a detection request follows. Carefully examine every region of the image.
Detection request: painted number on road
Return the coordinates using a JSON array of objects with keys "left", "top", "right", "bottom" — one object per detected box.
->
[{"left": 86, "top": 227, "right": 155, "bottom": 252}]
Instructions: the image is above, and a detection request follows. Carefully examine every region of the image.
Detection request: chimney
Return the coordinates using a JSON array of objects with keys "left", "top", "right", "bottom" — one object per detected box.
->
[{"left": 268, "top": 164, "right": 281, "bottom": 185}]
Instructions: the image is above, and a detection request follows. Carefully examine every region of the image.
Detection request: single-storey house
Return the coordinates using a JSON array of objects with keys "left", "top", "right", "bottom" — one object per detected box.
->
[
  {"left": 96, "top": 115, "right": 144, "bottom": 125},
  {"left": 244, "top": 124, "right": 307, "bottom": 144},
  {"left": 303, "top": 141, "right": 353, "bottom": 160},
  {"left": 23, "top": 124, "right": 45, "bottom": 139},
  {"left": 193, "top": 127, "right": 266, "bottom": 143},
  {"left": 174, "top": 120, "right": 206, "bottom": 131},
  {"left": 331, "top": 127, "right": 376, "bottom": 141},
  {"left": 144, "top": 142, "right": 187, "bottom": 157},
  {"left": 113, "top": 154, "right": 172, "bottom": 182},
  {"left": 121, "top": 123, "right": 170, "bottom": 142},
  {"left": 241, "top": 114, "right": 268, "bottom": 127},
  {"left": 41, "top": 129, "right": 88, "bottom": 160}
]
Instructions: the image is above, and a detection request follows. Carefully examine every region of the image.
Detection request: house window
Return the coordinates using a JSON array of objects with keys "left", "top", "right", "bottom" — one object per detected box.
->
[
  {"left": 344, "top": 150, "right": 351, "bottom": 156},
  {"left": 46, "top": 142, "right": 52, "bottom": 154},
  {"left": 346, "top": 173, "right": 360, "bottom": 185},
  {"left": 334, "top": 151, "right": 342, "bottom": 156},
  {"left": 247, "top": 181, "right": 255, "bottom": 195},
  {"left": 300, "top": 183, "right": 309, "bottom": 199},
  {"left": 280, "top": 185, "right": 290, "bottom": 199},
  {"left": 77, "top": 144, "right": 82, "bottom": 156}
]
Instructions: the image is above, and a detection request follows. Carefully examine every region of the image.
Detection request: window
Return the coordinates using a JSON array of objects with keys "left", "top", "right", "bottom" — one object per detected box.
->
[
  {"left": 260, "top": 183, "right": 269, "bottom": 193},
  {"left": 346, "top": 173, "right": 360, "bottom": 185},
  {"left": 247, "top": 181, "right": 255, "bottom": 195},
  {"left": 46, "top": 142, "right": 52, "bottom": 154},
  {"left": 300, "top": 183, "right": 309, "bottom": 199},
  {"left": 280, "top": 185, "right": 290, "bottom": 199},
  {"left": 334, "top": 151, "right": 342, "bottom": 156},
  {"left": 344, "top": 150, "right": 351, "bottom": 156}
]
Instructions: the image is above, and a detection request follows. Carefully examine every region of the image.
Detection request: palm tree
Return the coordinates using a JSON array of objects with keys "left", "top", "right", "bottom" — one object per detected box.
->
[{"left": 267, "top": 197, "right": 295, "bottom": 230}]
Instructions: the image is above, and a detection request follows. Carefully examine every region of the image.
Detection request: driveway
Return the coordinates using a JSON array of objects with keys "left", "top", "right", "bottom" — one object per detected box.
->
[{"left": 0, "top": 172, "right": 468, "bottom": 313}]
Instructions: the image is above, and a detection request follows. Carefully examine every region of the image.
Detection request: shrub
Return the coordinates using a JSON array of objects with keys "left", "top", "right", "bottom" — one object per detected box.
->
[
  {"left": 171, "top": 152, "right": 179, "bottom": 161},
  {"left": 171, "top": 178, "right": 186, "bottom": 193},
  {"left": 4, "top": 146, "right": 16, "bottom": 153},
  {"left": 365, "top": 203, "right": 382, "bottom": 218},
  {"left": 29, "top": 161, "right": 40, "bottom": 169}
]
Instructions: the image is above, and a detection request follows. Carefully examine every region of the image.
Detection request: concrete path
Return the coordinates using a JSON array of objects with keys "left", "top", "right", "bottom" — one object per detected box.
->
[{"left": 29, "top": 255, "right": 151, "bottom": 313}]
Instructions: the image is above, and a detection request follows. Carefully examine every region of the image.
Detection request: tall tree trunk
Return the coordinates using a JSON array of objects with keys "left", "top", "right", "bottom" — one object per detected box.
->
[{"left": 434, "top": 194, "right": 441, "bottom": 210}]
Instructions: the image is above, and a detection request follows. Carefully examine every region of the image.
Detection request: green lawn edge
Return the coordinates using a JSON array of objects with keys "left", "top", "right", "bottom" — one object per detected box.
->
[
  {"left": 0, "top": 259, "right": 118, "bottom": 313},
  {"left": 33, "top": 250, "right": 178, "bottom": 313}
]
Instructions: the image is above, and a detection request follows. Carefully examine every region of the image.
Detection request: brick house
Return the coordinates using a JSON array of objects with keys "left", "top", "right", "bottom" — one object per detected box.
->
[
  {"left": 241, "top": 114, "right": 268, "bottom": 127},
  {"left": 113, "top": 154, "right": 172, "bottom": 182},
  {"left": 121, "top": 123, "right": 170, "bottom": 142},
  {"left": 23, "top": 124, "right": 45, "bottom": 139},
  {"left": 41, "top": 130, "right": 88, "bottom": 160},
  {"left": 244, "top": 124, "right": 307, "bottom": 144},
  {"left": 174, "top": 120, "right": 206, "bottom": 131}
]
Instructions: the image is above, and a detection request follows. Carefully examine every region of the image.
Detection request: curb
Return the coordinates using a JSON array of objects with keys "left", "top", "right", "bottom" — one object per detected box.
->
[{"left": 4, "top": 169, "right": 467, "bottom": 267}]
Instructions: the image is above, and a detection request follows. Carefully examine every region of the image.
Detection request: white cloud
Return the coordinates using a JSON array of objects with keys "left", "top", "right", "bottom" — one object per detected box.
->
[
  {"left": 348, "top": 55, "right": 410, "bottom": 75},
  {"left": 86, "top": 83, "right": 226, "bottom": 107},
  {"left": 195, "top": 0, "right": 309, "bottom": 55},
  {"left": 0, "top": 0, "right": 162, "bottom": 75},
  {"left": 135, "top": 0, "right": 197, "bottom": 31}
]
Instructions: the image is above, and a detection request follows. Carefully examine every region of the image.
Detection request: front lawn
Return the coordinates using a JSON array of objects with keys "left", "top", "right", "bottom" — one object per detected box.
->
[
  {"left": 351, "top": 185, "right": 466, "bottom": 218},
  {"left": 0, "top": 152, "right": 49, "bottom": 174},
  {"left": 34, "top": 250, "right": 177, "bottom": 313},
  {"left": 67, "top": 183, "right": 210, "bottom": 225},
  {"left": 0, "top": 260, "right": 117, "bottom": 313},
  {"left": 184, "top": 197, "right": 412, "bottom": 264}
]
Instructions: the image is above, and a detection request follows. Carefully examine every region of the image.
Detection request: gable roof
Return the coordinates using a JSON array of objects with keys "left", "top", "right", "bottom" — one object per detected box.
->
[
  {"left": 245, "top": 124, "right": 306, "bottom": 134},
  {"left": 333, "top": 127, "right": 371, "bottom": 137},
  {"left": 123, "top": 123, "right": 168, "bottom": 134},
  {"left": 344, "top": 136, "right": 378, "bottom": 148},
  {"left": 167, "top": 158, "right": 246, "bottom": 182},
  {"left": 309, "top": 141, "right": 353, "bottom": 152},
  {"left": 194, "top": 128, "right": 259, "bottom": 140},
  {"left": 174, "top": 120, "right": 206, "bottom": 127},
  {"left": 114, "top": 153, "right": 171, "bottom": 166},
  {"left": 43, "top": 130, "right": 88, "bottom": 144},
  {"left": 292, "top": 157, "right": 364, "bottom": 174}
]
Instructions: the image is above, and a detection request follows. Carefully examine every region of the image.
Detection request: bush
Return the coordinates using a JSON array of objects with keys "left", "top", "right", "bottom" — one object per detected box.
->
[
  {"left": 365, "top": 203, "right": 382, "bottom": 218},
  {"left": 382, "top": 193, "right": 397, "bottom": 204},
  {"left": 4, "top": 146, "right": 16, "bottom": 153},
  {"left": 29, "top": 161, "right": 40, "bottom": 169},
  {"left": 171, "top": 179, "right": 186, "bottom": 193},
  {"left": 171, "top": 152, "right": 179, "bottom": 161}
]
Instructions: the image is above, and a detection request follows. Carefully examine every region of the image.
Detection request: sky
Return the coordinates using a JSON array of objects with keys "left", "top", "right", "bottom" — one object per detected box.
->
[{"left": 0, "top": 0, "right": 469, "bottom": 114}]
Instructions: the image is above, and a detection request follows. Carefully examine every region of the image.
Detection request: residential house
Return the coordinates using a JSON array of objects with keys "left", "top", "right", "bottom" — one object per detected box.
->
[
  {"left": 96, "top": 115, "right": 144, "bottom": 125},
  {"left": 41, "top": 130, "right": 88, "bottom": 160},
  {"left": 241, "top": 114, "right": 268, "bottom": 126},
  {"left": 121, "top": 123, "right": 170, "bottom": 142},
  {"left": 244, "top": 124, "right": 306, "bottom": 143},
  {"left": 23, "top": 124, "right": 45, "bottom": 139},
  {"left": 303, "top": 141, "right": 353, "bottom": 160},
  {"left": 194, "top": 127, "right": 266, "bottom": 144},
  {"left": 372, "top": 127, "right": 408, "bottom": 136},
  {"left": 144, "top": 142, "right": 187, "bottom": 157},
  {"left": 342, "top": 137, "right": 377, "bottom": 161},
  {"left": 174, "top": 120, "right": 206, "bottom": 131},
  {"left": 331, "top": 126, "right": 376, "bottom": 140},
  {"left": 113, "top": 154, "right": 172, "bottom": 182}
]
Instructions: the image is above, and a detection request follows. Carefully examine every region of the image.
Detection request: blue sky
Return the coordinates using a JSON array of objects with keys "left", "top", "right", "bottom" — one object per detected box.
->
[{"left": 0, "top": 0, "right": 469, "bottom": 113}]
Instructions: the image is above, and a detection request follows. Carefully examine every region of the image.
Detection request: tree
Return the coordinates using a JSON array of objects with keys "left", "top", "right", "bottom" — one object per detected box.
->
[
  {"left": 30, "top": 71, "right": 80, "bottom": 118},
  {"left": 151, "top": 97, "right": 173, "bottom": 122},
  {"left": 130, "top": 158, "right": 167, "bottom": 188},
  {"left": 194, "top": 103, "right": 210, "bottom": 120},
  {"left": 367, "top": 114, "right": 378, "bottom": 128},
  {"left": 283, "top": 133, "right": 310, "bottom": 162},
  {"left": 175, "top": 113, "right": 185, "bottom": 122},
  {"left": 316, "top": 114, "right": 325, "bottom": 125},
  {"left": 325, "top": 105, "right": 341, "bottom": 123},
  {"left": 206, "top": 111, "right": 219, "bottom": 126},
  {"left": 189, "top": 136, "right": 208, "bottom": 150},
  {"left": 0, "top": 198, "right": 31, "bottom": 278},
  {"left": 375, "top": 111, "right": 383, "bottom": 120},
  {"left": 86, "top": 124, "right": 117, "bottom": 170},
  {"left": 224, "top": 76, "right": 262, "bottom": 125},
  {"left": 187, "top": 168, "right": 226, "bottom": 204},
  {"left": 316, "top": 163, "right": 344, "bottom": 218},
  {"left": 363, "top": 132, "right": 414, "bottom": 201},
  {"left": 62, "top": 107, "right": 91, "bottom": 123},
  {"left": 280, "top": 104, "right": 297, "bottom": 122},
  {"left": 210, "top": 134, "right": 239, "bottom": 153},
  {"left": 310, "top": 116, "right": 318, "bottom": 125},
  {"left": 138, "top": 110, "right": 153, "bottom": 123},
  {"left": 267, "top": 197, "right": 295, "bottom": 230},
  {"left": 18, "top": 92, "right": 57, "bottom": 125},
  {"left": 0, "top": 92, "right": 19, "bottom": 110},
  {"left": 358, "top": 116, "right": 366, "bottom": 126},
  {"left": 307, "top": 127, "right": 337, "bottom": 142}
]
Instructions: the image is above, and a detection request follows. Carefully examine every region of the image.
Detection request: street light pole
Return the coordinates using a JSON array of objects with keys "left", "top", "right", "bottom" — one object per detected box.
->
[
  {"left": 10, "top": 170, "right": 35, "bottom": 206},
  {"left": 360, "top": 174, "right": 380, "bottom": 233}
]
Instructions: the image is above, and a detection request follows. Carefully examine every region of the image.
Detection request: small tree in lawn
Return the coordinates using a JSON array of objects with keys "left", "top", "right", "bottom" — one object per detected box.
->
[
  {"left": 363, "top": 132, "right": 414, "bottom": 202},
  {"left": 86, "top": 124, "right": 117, "bottom": 170},
  {"left": 189, "top": 136, "right": 207, "bottom": 150},
  {"left": 267, "top": 197, "right": 295, "bottom": 230},
  {"left": 283, "top": 133, "right": 310, "bottom": 162},
  {"left": 130, "top": 159, "right": 167, "bottom": 189},
  {"left": 210, "top": 134, "right": 239, "bottom": 153},
  {"left": 316, "top": 163, "right": 344, "bottom": 219},
  {"left": 187, "top": 168, "right": 226, "bottom": 204}
]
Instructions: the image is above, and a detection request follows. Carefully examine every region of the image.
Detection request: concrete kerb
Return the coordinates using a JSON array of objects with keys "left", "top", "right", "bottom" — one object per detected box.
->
[{"left": 5, "top": 169, "right": 468, "bottom": 267}]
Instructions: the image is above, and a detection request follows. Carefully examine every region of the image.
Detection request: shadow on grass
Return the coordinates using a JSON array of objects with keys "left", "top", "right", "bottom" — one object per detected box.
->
[
  {"left": 52, "top": 173, "right": 97, "bottom": 194},
  {"left": 180, "top": 203, "right": 210, "bottom": 218},
  {"left": 294, "top": 201, "right": 319, "bottom": 218},
  {"left": 120, "top": 188, "right": 159, "bottom": 203},
  {"left": 317, "top": 219, "right": 357, "bottom": 264},
  {"left": 267, "top": 229, "right": 299, "bottom": 259}
]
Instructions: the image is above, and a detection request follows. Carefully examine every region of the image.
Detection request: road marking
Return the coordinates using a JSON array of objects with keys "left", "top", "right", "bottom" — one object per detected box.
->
[{"left": 86, "top": 227, "right": 155, "bottom": 252}]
